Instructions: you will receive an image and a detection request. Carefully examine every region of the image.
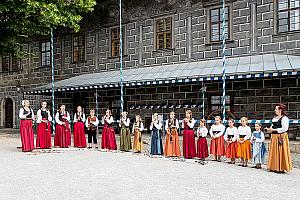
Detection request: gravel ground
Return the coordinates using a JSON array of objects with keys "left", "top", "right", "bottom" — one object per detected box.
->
[{"left": 1, "top": 133, "right": 300, "bottom": 200}]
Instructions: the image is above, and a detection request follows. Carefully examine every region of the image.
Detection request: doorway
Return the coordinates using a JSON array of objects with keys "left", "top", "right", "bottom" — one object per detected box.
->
[{"left": 4, "top": 98, "right": 13, "bottom": 128}]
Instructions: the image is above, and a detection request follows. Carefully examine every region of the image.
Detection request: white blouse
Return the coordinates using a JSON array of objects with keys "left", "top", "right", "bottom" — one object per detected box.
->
[
  {"left": 101, "top": 116, "right": 114, "bottom": 125},
  {"left": 181, "top": 118, "right": 196, "bottom": 129},
  {"left": 150, "top": 121, "right": 162, "bottom": 130},
  {"left": 165, "top": 119, "right": 179, "bottom": 130},
  {"left": 209, "top": 124, "right": 225, "bottom": 138},
  {"left": 19, "top": 108, "right": 34, "bottom": 120},
  {"left": 237, "top": 126, "right": 252, "bottom": 140},
  {"left": 251, "top": 131, "right": 265, "bottom": 143},
  {"left": 132, "top": 122, "right": 144, "bottom": 133},
  {"left": 224, "top": 126, "right": 238, "bottom": 142},
  {"left": 197, "top": 126, "right": 208, "bottom": 137},
  {"left": 73, "top": 112, "right": 86, "bottom": 123},
  {"left": 55, "top": 111, "right": 70, "bottom": 125},
  {"left": 271, "top": 116, "right": 289, "bottom": 133},
  {"left": 36, "top": 109, "right": 52, "bottom": 123}
]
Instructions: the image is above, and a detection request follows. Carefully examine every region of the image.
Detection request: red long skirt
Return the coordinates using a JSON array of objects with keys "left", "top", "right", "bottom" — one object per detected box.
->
[
  {"left": 197, "top": 137, "right": 209, "bottom": 159},
  {"left": 183, "top": 129, "right": 196, "bottom": 159},
  {"left": 20, "top": 120, "right": 35, "bottom": 152},
  {"left": 54, "top": 123, "right": 71, "bottom": 148},
  {"left": 73, "top": 122, "right": 87, "bottom": 148},
  {"left": 210, "top": 136, "right": 225, "bottom": 156},
  {"left": 101, "top": 127, "right": 117, "bottom": 150},
  {"left": 36, "top": 121, "right": 52, "bottom": 149},
  {"left": 225, "top": 142, "right": 238, "bottom": 159}
]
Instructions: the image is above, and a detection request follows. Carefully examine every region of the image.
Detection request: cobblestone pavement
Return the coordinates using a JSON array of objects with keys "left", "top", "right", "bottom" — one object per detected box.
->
[{"left": 1, "top": 133, "right": 300, "bottom": 200}]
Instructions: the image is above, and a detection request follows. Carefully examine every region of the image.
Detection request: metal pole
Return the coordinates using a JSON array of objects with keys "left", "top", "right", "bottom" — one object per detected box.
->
[
  {"left": 221, "top": 0, "right": 227, "bottom": 123},
  {"left": 119, "top": 0, "right": 124, "bottom": 113},
  {"left": 51, "top": 29, "right": 55, "bottom": 134},
  {"left": 95, "top": 89, "right": 99, "bottom": 142},
  {"left": 201, "top": 83, "right": 206, "bottom": 119}
]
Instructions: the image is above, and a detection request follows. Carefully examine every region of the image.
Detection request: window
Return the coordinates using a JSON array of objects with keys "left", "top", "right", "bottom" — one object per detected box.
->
[
  {"left": 210, "top": 95, "right": 231, "bottom": 111},
  {"left": 111, "top": 27, "right": 126, "bottom": 57},
  {"left": 2, "top": 55, "right": 10, "bottom": 72},
  {"left": 155, "top": 17, "right": 172, "bottom": 50},
  {"left": 278, "top": 0, "right": 300, "bottom": 32},
  {"left": 2, "top": 54, "right": 21, "bottom": 72},
  {"left": 209, "top": 7, "right": 230, "bottom": 42},
  {"left": 73, "top": 35, "right": 85, "bottom": 62},
  {"left": 41, "top": 41, "right": 51, "bottom": 67}
]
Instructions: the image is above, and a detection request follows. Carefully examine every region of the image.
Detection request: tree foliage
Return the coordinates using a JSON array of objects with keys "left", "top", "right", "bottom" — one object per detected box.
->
[{"left": 0, "top": 0, "right": 96, "bottom": 56}]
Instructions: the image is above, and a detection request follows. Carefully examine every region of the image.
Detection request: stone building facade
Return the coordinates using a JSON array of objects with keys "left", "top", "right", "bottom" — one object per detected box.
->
[{"left": 0, "top": 0, "right": 300, "bottom": 132}]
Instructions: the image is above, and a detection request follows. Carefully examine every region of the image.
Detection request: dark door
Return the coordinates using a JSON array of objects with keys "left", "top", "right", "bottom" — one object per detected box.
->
[{"left": 5, "top": 99, "right": 13, "bottom": 128}]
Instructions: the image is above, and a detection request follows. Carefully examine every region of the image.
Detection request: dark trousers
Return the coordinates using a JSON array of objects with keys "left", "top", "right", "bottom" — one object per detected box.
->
[{"left": 87, "top": 129, "right": 97, "bottom": 144}]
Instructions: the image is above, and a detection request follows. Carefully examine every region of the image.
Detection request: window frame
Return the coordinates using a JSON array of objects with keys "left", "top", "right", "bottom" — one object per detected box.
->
[
  {"left": 72, "top": 34, "right": 86, "bottom": 63},
  {"left": 40, "top": 41, "right": 51, "bottom": 67},
  {"left": 109, "top": 25, "right": 127, "bottom": 58},
  {"left": 153, "top": 15, "right": 175, "bottom": 51},
  {"left": 1, "top": 54, "right": 21, "bottom": 72},
  {"left": 276, "top": 0, "right": 300, "bottom": 33},
  {"left": 207, "top": 4, "right": 233, "bottom": 44},
  {"left": 208, "top": 93, "right": 233, "bottom": 114}
]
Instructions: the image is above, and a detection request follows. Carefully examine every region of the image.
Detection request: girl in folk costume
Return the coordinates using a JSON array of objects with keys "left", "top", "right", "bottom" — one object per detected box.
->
[
  {"left": 54, "top": 105, "right": 71, "bottom": 148},
  {"left": 19, "top": 100, "right": 35, "bottom": 152},
  {"left": 209, "top": 116, "right": 225, "bottom": 162},
  {"left": 36, "top": 101, "right": 52, "bottom": 149},
  {"left": 132, "top": 115, "right": 144, "bottom": 153},
  {"left": 182, "top": 110, "right": 196, "bottom": 159},
  {"left": 150, "top": 113, "right": 163, "bottom": 155},
  {"left": 101, "top": 109, "right": 117, "bottom": 150},
  {"left": 85, "top": 109, "right": 99, "bottom": 149},
  {"left": 266, "top": 104, "right": 292, "bottom": 173},
  {"left": 196, "top": 119, "right": 209, "bottom": 164},
  {"left": 237, "top": 117, "right": 252, "bottom": 167},
  {"left": 119, "top": 111, "right": 132, "bottom": 151},
  {"left": 224, "top": 118, "right": 238, "bottom": 164},
  {"left": 73, "top": 106, "right": 87, "bottom": 148},
  {"left": 164, "top": 111, "right": 181, "bottom": 157},
  {"left": 251, "top": 123, "right": 266, "bottom": 169}
]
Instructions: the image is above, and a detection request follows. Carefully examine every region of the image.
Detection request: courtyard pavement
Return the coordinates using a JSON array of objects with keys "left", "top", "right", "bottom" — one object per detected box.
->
[{"left": 0, "top": 132, "right": 300, "bottom": 200}]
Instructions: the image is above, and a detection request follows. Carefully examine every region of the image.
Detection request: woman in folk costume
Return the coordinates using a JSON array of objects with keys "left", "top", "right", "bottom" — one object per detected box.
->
[
  {"left": 54, "top": 105, "right": 71, "bottom": 148},
  {"left": 19, "top": 100, "right": 35, "bottom": 152},
  {"left": 164, "top": 111, "right": 181, "bottom": 157},
  {"left": 182, "top": 110, "right": 196, "bottom": 159},
  {"left": 237, "top": 117, "right": 252, "bottom": 167},
  {"left": 266, "top": 104, "right": 292, "bottom": 173},
  {"left": 132, "top": 115, "right": 144, "bottom": 153},
  {"left": 209, "top": 116, "right": 225, "bottom": 162},
  {"left": 224, "top": 118, "right": 238, "bottom": 164},
  {"left": 251, "top": 123, "right": 266, "bottom": 169},
  {"left": 73, "top": 106, "right": 87, "bottom": 148},
  {"left": 196, "top": 119, "right": 209, "bottom": 164},
  {"left": 36, "top": 101, "right": 52, "bottom": 149},
  {"left": 101, "top": 109, "right": 117, "bottom": 150},
  {"left": 85, "top": 109, "right": 99, "bottom": 149},
  {"left": 119, "top": 111, "right": 132, "bottom": 151},
  {"left": 150, "top": 113, "right": 163, "bottom": 155}
]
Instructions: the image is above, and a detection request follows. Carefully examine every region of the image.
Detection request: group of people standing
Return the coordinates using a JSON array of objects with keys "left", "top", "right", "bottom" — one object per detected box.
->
[
  {"left": 19, "top": 100, "right": 100, "bottom": 150},
  {"left": 19, "top": 100, "right": 292, "bottom": 173}
]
